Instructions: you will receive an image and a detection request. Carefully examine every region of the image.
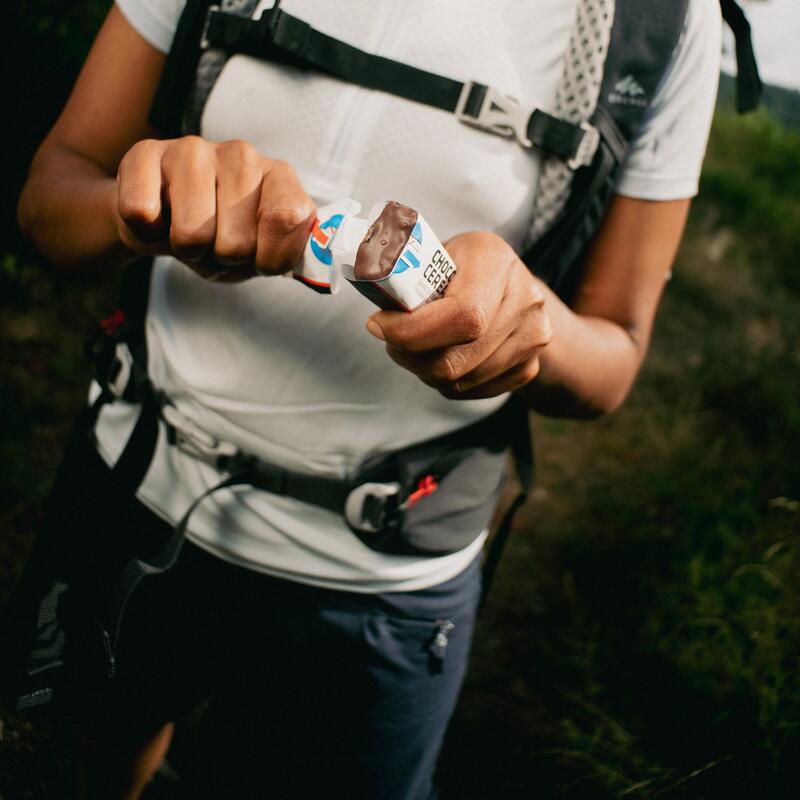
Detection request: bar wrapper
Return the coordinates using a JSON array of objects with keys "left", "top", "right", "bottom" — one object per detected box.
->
[
  {"left": 291, "top": 199, "right": 361, "bottom": 295},
  {"left": 292, "top": 199, "right": 456, "bottom": 312},
  {"left": 334, "top": 201, "right": 456, "bottom": 312}
]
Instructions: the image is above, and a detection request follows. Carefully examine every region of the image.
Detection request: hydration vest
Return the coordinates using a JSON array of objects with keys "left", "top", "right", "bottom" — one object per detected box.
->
[
  {"left": 152, "top": 0, "right": 761, "bottom": 299},
  {"left": 2, "top": 0, "right": 760, "bottom": 713}
]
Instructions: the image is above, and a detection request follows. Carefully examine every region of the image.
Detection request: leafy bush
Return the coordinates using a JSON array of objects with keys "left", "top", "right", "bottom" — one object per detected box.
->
[
  {"left": 700, "top": 110, "right": 800, "bottom": 292},
  {"left": 2, "top": 5, "right": 799, "bottom": 796},
  {"left": 445, "top": 111, "right": 800, "bottom": 799}
]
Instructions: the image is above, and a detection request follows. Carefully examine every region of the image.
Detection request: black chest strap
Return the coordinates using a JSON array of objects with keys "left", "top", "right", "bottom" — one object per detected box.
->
[
  {"left": 720, "top": 0, "right": 762, "bottom": 113},
  {"left": 154, "top": 1, "right": 601, "bottom": 169}
]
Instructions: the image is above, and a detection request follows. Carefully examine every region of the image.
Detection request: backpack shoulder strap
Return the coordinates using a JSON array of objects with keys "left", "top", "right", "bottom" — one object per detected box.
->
[
  {"left": 598, "top": 0, "right": 691, "bottom": 142},
  {"left": 150, "top": 0, "right": 261, "bottom": 136},
  {"left": 525, "top": 0, "right": 763, "bottom": 302},
  {"left": 720, "top": 0, "right": 762, "bottom": 113},
  {"left": 149, "top": 0, "right": 214, "bottom": 136},
  {"left": 523, "top": 0, "right": 690, "bottom": 301}
]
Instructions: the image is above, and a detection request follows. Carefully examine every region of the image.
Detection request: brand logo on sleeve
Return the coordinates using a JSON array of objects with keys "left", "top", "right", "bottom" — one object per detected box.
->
[
  {"left": 309, "top": 214, "right": 345, "bottom": 265},
  {"left": 609, "top": 75, "right": 648, "bottom": 108}
]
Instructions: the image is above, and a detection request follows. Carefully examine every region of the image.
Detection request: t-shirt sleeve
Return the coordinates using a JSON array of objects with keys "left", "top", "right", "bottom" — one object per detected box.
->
[
  {"left": 114, "top": 0, "right": 186, "bottom": 55},
  {"left": 614, "top": 0, "right": 722, "bottom": 201}
]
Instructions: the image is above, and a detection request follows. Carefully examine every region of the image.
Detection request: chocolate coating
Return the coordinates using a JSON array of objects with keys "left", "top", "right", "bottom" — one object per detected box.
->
[{"left": 353, "top": 201, "right": 418, "bottom": 281}]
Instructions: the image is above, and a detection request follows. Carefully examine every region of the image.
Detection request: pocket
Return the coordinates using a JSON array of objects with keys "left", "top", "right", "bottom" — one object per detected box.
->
[
  {"left": 353, "top": 444, "right": 508, "bottom": 557},
  {"left": 400, "top": 445, "right": 508, "bottom": 554},
  {"left": 364, "top": 615, "right": 460, "bottom": 677}
]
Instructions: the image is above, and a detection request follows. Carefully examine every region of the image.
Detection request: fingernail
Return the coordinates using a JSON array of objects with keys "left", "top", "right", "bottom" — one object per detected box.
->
[{"left": 366, "top": 318, "right": 385, "bottom": 341}]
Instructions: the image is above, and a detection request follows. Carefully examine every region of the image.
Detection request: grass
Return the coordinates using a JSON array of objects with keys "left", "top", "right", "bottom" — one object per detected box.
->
[
  {"left": 1, "top": 101, "right": 798, "bottom": 800},
  {"left": 439, "top": 110, "right": 800, "bottom": 799}
]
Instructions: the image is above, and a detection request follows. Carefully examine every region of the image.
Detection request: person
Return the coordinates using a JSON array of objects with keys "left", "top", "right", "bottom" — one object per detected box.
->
[{"left": 15, "top": 0, "right": 722, "bottom": 797}]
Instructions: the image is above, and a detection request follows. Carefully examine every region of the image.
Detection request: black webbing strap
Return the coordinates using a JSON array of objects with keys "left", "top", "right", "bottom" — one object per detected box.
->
[
  {"left": 102, "top": 471, "right": 248, "bottom": 676},
  {"left": 107, "top": 392, "right": 160, "bottom": 501},
  {"left": 206, "top": 6, "right": 462, "bottom": 109},
  {"left": 223, "top": 450, "right": 351, "bottom": 515},
  {"left": 719, "top": 0, "right": 763, "bottom": 113},
  {"left": 524, "top": 123, "right": 622, "bottom": 299},
  {"left": 163, "top": 387, "right": 519, "bottom": 518},
  {"left": 480, "top": 396, "right": 533, "bottom": 607},
  {"left": 201, "top": 5, "right": 598, "bottom": 166},
  {"left": 149, "top": 0, "right": 215, "bottom": 135},
  {"left": 96, "top": 388, "right": 523, "bottom": 671}
]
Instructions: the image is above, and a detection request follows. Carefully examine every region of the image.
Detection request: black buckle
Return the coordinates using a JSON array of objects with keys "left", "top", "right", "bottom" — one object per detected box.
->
[
  {"left": 199, "top": 4, "right": 220, "bottom": 49},
  {"left": 161, "top": 403, "right": 238, "bottom": 468},
  {"left": 344, "top": 482, "right": 402, "bottom": 535}
]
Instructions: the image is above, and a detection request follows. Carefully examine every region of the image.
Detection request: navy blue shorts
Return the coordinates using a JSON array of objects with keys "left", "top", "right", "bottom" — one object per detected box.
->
[{"left": 56, "top": 432, "right": 483, "bottom": 799}]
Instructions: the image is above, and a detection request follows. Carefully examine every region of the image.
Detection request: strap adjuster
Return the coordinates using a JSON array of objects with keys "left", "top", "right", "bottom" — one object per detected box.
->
[
  {"left": 200, "top": 4, "right": 221, "bottom": 50},
  {"left": 455, "top": 81, "right": 533, "bottom": 148},
  {"left": 568, "top": 120, "right": 601, "bottom": 170},
  {"left": 161, "top": 403, "right": 238, "bottom": 467},
  {"left": 344, "top": 482, "right": 402, "bottom": 535},
  {"left": 107, "top": 342, "right": 133, "bottom": 400}
]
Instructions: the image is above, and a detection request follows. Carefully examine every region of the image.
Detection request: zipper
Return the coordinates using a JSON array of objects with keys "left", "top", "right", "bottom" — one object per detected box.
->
[
  {"left": 429, "top": 619, "right": 456, "bottom": 669},
  {"left": 321, "top": 0, "right": 405, "bottom": 187}
]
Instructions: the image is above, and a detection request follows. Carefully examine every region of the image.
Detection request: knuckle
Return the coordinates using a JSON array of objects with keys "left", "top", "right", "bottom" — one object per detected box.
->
[
  {"left": 520, "top": 358, "right": 541, "bottom": 384},
  {"left": 540, "top": 316, "right": 554, "bottom": 346},
  {"left": 387, "top": 329, "right": 413, "bottom": 351},
  {"left": 458, "top": 303, "right": 489, "bottom": 343},
  {"left": 432, "top": 350, "right": 466, "bottom": 384},
  {"left": 165, "top": 135, "right": 209, "bottom": 169},
  {"left": 170, "top": 225, "right": 211, "bottom": 255},
  {"left": 529, "top": 310, "right": 554, "bottom": 347},
  {"left": 214, "top": 235, "right": 257, "bottom": 264},
  {"left": 218, "top": 138, "right": 260, "bottom": 166},
  {"left": 253, "top": 253, "right": 280, "bottom": 275},
  {"left": 221, "top": 138, "right": 254, "bottom": 156},
  {"left": 530, "top": 285, "right": 547, "bottom": 310},
  {"left": 268, "top": 159, "right": 296, "bottom": 179},
  {"left": 117, "top": 194, "right": 159, "bottom": 227},
  {"left": 260, "top": 202, "right": 313, "bottom": 237},
  {"left": 178, "top": 134, "right": 206, "bottom": 151},
  {"left": 120, "top": 139, "right": 155, "bottom": 171},
  {"left": 481, "top": 230, "right": 508, "bottom": 251}
]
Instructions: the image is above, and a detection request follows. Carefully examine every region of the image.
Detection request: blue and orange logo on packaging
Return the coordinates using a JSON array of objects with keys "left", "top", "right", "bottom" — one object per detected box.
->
[
  {"left": 309, "top": 214, "right": 346, "bottom": 264},
  {"left": 391, "top": 221, "right": 423, "bottom": 275}
]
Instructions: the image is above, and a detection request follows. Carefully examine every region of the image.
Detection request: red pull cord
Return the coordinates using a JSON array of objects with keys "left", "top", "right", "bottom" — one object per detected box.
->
[{"left": 405, "top": 474, "right": 439, "bottom": 508}]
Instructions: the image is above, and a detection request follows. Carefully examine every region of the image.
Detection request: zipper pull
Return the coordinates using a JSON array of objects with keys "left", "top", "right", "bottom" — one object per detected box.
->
[
  {"left": 99, "top": 626, "right": 116, "bottom": 679},
  {"left": 429, "top": 619, "right": 455, "bottom": 669}
]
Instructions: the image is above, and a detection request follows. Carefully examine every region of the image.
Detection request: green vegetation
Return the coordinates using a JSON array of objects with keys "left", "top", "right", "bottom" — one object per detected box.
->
[
  {"left": 442, "top": 109, "right": 800, "bottom": 799},
  {"left": 1, "top": 3, "right": 799, "bottom": 797}
]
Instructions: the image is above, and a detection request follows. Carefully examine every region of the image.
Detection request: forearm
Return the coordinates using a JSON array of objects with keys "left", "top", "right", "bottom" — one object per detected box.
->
[
  {"left": 17, "top": 142, "right": 132, "bottom": 272},
  {"left": 519, "top": 279, "right": 643, "bottom": 418}
]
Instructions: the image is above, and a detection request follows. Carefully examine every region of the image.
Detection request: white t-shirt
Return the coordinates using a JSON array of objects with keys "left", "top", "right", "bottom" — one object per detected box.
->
[{"left": 98, "top": 0, "right": 721, "bottom": 592}]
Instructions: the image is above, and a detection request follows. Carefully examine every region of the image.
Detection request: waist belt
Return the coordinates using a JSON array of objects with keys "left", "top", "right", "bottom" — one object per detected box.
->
[
  {"left": 83, "top": 304, "right": 532, "bottom": 675},
  {"left": 87, "top": 310, "right": 524, "bottom": 545}
]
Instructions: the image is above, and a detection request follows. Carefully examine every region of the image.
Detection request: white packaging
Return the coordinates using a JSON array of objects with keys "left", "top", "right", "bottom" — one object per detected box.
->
[
  {"left": 291, "top": 199, "right": 360, "bottom": 295},
  {"left": 292, "top": 199, "right": 456, "bottom": 311}
]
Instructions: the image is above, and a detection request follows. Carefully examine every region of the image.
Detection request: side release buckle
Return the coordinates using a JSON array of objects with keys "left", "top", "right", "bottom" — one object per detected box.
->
[
  {"left": 455, "top": 81, "right": 533, "bottom": 148},
  {"left": 344, "top": 482, "right": 402, "bottom": 535},
  {"left": 200, "top": 4, "right": 221, "bottom": 50},
  {"left": 107, "top": 342, "right": 133, "bottom": 400},
  {"left": 161, "top": 403, "right": 238, "bottom": 467}
]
